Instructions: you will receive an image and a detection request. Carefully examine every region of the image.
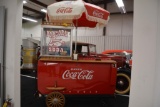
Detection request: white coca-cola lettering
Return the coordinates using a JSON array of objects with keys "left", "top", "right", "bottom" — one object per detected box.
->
[
  {"left": 56, "top": 7, "right": 73, "bottom": 13},
  {"left": 93, "top": 10, "right": 104, "bottom": 18},
  {"left": 62, "top": 70, "right": 94, "bottom": 80}
]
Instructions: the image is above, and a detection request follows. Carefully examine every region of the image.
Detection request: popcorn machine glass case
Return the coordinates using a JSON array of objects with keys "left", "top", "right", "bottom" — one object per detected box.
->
[{"left": 41, "top": 26, "right": 73, "bottom": 57}]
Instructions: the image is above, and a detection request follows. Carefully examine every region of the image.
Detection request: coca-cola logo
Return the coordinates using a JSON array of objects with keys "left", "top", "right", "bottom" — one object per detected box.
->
[
  {"left": 62, "top": 69, "right": 94, "bottom": 80},
  {"left": 93, "top": 10, "right": 104, "bottom": 18},
  {"left": 56, "top": 7, "right": 73, "bottom": 13}
]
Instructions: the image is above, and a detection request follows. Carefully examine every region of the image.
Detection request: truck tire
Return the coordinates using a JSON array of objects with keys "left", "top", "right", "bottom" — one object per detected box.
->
[{"left": 115, "top": 72, "right": 131, "bottom": 95}]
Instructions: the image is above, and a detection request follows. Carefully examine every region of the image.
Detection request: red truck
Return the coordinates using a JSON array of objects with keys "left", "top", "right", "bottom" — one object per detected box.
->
[
  {"left": 72, "top": 44, "right": 131, "bottom": 95},
  {"left": 102, "top": 50, "right": 132, "bottom": 95},
  {"left": 37, "top": 27, "right": 117, "bottom": 107}
]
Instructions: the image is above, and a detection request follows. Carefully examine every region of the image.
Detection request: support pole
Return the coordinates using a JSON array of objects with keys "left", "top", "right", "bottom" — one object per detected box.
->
[
  {"left": 103, "top": 0, "right": 107, "bottom": 36},
  {"left": 0, "top": 6, "right": 5, "bottom": 107},
  {"left": 75, "top": 20, "right": 78, "bottom": 54}
]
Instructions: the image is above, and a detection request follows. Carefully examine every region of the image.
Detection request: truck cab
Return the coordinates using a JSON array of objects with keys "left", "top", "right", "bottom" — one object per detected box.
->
[{"left": 72, "top": 42, "right": 96, "bottom": 57}]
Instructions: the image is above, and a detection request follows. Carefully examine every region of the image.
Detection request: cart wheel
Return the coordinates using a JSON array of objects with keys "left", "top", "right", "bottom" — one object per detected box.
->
[
  {"left": 115, "top": 73, "right": 130, "bottom": 94},
  {"left": 46, "top": 92, "right": 65, "bottom": 107}
]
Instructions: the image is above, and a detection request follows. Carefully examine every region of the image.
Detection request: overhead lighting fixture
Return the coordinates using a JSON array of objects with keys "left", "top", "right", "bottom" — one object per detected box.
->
[
  {"left": 115, "top": 0, "right": 126, "bottom": 13},
  {"left": 41, "top": 9, "right": 47, "bottom": 13},
  {"left": 22, "top": 17, "right": 38, "bottom": 23},
  {"left": 23, "top": 0, "right": 27, "bottom": 4},
  {"left": 116, "top": 0, "right": 124, "bottom": 7}
]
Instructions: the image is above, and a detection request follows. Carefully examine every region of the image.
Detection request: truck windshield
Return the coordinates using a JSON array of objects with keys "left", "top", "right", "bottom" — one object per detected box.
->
[{"left": 89, "top": 45, "right": 96, "bottom": 54}]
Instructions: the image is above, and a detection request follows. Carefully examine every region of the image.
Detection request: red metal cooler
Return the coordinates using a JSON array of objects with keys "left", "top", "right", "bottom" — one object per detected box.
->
[{"left": 38, "top": 57, "right": 116, "bottom": 107}]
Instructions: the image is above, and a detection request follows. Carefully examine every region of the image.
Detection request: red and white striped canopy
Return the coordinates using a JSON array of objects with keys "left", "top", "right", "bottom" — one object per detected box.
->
[{"left": 47, "top": 0, "right": 110, "bottom": 27}]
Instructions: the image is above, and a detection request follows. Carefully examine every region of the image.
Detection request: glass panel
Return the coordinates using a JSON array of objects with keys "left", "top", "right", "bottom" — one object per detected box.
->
[
  {"left": 89, "top": 45, "right": 96, "bottom": 54},
  {"left": 41, "top": 27, "right": 72, "bottom": 57},
  {"left": 81, "top": 46, "right": 88, "bottom": 53}
]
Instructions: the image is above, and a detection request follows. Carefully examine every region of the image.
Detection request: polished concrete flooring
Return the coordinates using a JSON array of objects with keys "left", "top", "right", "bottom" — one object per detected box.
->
[{"left": 21, "top": 71, "right": 129, "bottom": 107}]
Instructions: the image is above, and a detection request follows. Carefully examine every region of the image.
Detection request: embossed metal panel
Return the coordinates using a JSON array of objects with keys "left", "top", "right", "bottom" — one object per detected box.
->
[{"left": 38, "top": 60, "right": 116, "bottom": 95}]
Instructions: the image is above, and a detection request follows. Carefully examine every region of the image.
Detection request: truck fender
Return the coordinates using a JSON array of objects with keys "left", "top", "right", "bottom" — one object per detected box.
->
[
  {"left": 117, "top": 67, "right": 131, "bottom": 76},
  {"left": 115, "top": 67, "right": 131, "bottom": 95}
]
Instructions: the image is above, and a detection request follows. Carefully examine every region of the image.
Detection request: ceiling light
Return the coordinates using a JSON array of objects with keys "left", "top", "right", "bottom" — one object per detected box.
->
[
  {"left": 23, "top": 0, "right": 27, "bottom": 4},
  {"left": 22, "top": 17, "right": 38, "bottom": 23},
  {"left": 115, "top": 0, "right": 126, "bottom": 13},
  {"left": 120, "top": 6, "right": 126, "bottom": 13},
  {"left": 115, "top": 0, "right": 124, "bottom": 7},
  {"left": 41, "top": 9, "right": 47, "bottom": 13}
]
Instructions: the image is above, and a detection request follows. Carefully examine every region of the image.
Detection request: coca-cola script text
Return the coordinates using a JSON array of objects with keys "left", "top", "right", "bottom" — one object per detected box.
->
[
  {"left": 56, "top": 7, "right": 73, "bottom": 13},
  {"left": 62, "top": 70, "right": 94, "bottom": 80},
  {"left": 93, "top": 10, "right": 104, "bottom": 18}
]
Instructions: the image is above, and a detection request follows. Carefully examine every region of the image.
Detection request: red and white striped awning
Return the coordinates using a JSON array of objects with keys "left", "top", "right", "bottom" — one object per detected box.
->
[{"left": 47, "top": 0, "right": 110, "bottom": 27}]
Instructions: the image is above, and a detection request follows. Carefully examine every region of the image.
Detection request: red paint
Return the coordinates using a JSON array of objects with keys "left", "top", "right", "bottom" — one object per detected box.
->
[
  {"left": 102, "top": 50, "right": 132, "bottom": 54},
  {"left": 73, "top": 13, "right": 97, "bottom": 27},
  {"left": 101, "top": 49, "right": 133, "bottom": 68},
  {"left": 84, "top": 3, "right": 109, "bottom": 20},
  {"left": 38, "top": 60, "right": 116, "bottom": 95}
]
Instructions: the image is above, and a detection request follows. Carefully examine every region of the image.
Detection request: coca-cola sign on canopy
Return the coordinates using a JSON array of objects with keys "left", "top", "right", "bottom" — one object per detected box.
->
[
  {"left": 47, "top": 0, "right": 110, "bottom": 28},
  {"left": 56, "top": 7, "right": 73, "bottom": 14}
]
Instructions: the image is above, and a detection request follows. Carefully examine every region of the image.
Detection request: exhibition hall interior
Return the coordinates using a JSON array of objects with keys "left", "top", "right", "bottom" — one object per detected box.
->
[
  {"left": 2, "top": 0, "right": 160, "bottom": 107},
  {"left": 2, "top": 0, "right": 146, "bottom": 107},
  {"left": 20, "top": 0, "right": 133, "bottom": 107}
]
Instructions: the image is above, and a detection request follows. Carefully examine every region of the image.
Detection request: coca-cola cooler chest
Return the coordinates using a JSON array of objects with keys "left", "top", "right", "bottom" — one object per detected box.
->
[{"left": 38, "top": 58, "right": 117, "bottom": 95}]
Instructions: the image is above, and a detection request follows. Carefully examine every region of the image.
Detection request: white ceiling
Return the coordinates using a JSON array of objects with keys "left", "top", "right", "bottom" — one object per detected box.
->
[
  {"left": 23, "top": 0, "right": 133, "bottom": 22},
  {"left": 37, "top": 0, "right": 57, "bottom": 5}
]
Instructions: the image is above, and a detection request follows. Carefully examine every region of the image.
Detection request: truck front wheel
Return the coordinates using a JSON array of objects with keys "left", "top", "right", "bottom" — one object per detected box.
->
[{"left": 115, "top": 73, "right": 130, "bottom": 95}]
